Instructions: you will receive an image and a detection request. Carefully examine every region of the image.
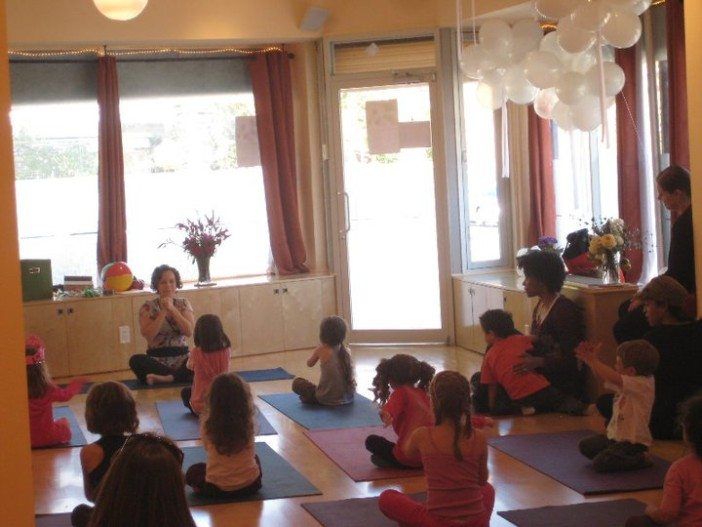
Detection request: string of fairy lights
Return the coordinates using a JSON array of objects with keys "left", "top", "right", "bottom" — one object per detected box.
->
[{"left": 8, "top": 45, "right": 286, "bottom": 59}]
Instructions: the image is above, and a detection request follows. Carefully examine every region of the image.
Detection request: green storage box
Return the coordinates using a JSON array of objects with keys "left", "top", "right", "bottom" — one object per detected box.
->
[{"left": 20, "top": 259, "right": 53, "bottom": 302}]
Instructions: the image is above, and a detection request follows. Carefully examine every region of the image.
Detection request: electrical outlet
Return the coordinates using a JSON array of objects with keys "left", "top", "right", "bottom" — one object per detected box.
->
[{"left": 119, "top": 326, "right": 131, "bottom": 344}]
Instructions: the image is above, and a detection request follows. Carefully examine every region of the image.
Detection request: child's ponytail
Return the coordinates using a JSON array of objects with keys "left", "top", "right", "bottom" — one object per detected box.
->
[
  {"left": 371, "top": 354, "right": 436, "bottom": 405},
  {"left": 415, "top": 361, "right": 435, "bottom": 391}
]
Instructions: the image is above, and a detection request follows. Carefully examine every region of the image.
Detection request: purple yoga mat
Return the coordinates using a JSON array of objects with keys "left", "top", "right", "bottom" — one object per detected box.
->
[
  {"left": 488, "top": 429, "right": 670, "bottom": 495},
  {"left": 35, "top": 513, "right": 71, "bottom": 527},
  {"left": 498, "top": 499, "right": 647, "bottom": 527},
  {"left": 302, "top": 493, "right": 425, "bottom": 527},
  {"left": 304, "top": 426, "right": 423, "bottom": 481}
]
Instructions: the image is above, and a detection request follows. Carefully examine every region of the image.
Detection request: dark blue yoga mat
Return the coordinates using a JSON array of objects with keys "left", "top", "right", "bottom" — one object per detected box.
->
[
  {"left": 498, "top": 499, "right": 647, "bottom": 526},
  {"left": 236, "top": 367, "right": 294, "bottom": 382},
  {"left": 182, "top": 442, "right": 321, "bottom": 505},
  {"left": 258, "top": 393, "right": 382, "bottom": 430},
  {"left": 35, "top": 406, "right": 87, "bottom": 449},
  {"left": 488, "top": 429, "right": 670, "bottom": 495},
  {"left": 302, "top": 493, "right": 425, "bottom": 527},
  {"left": 155, "top": 400, "right": 276, "bottom": 441},
  {"left": 35, "top": 513, "right": 71, "bottom": 527}
]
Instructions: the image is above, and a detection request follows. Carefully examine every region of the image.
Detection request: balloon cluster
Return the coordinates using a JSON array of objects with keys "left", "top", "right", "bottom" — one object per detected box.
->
[{"left": 461, "top": 0, "right": 651, "bottom": 132}]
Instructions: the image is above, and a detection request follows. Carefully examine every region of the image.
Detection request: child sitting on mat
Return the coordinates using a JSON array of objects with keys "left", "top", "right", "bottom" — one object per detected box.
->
[
  {"left": 180, "top": 314, "right": 232, "bottom": 415},
  {"left": 576, "top": 340, "right": 659, "bottom": 473},
  {"left": 474, "top": 310, "right": 587, "bottom": 416},
  {"left": 26, "top": 334, "right": 86, "bottom": 449},
  {"left": 626, "top": 395, "right": 702, "bottom": 527},
  {"left": 292, "top": 316, "right": 356, "bottom": 406},
  {"left": 71, "top": 433, "right": 196, "bottom": 527},
  {"left": 185, "top": 373, "right": 262, "bottom": 498},
  {"left": 365, "top": 354, "right": 435, "bottom": 469},
  {"left": 378, "top": 371, "right": 495, "bottom": 527}
]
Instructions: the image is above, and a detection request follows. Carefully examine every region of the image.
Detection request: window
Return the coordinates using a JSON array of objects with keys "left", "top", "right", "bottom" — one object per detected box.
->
[
  {"left": 12, "top": 101, "right": 99, "bottom": 283},
  {"left": 552, "top": 105, "right": 619, "bottom": 244},
  {"left": 121, "top": 92, "right": 270, "bottom": 283},
  {"left": 460, "top": 80, "right": 508, "bottom": 268}
]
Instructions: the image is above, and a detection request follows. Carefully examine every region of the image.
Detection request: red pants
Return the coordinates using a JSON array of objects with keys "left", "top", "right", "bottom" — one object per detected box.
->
[{"left": 379, "top": 485, "right": 495, "bottom": 527}]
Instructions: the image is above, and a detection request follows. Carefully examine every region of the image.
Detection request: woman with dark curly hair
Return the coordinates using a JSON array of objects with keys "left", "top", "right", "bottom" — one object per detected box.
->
[
  {"left": 185, "top": 373, "right": 262, "bottom": 498},
  {"left": 128, "top": 264, "right": 195, "bottom": 385},
  {"left": 514, "top": 250, "right": 587, "bottom": 401}
]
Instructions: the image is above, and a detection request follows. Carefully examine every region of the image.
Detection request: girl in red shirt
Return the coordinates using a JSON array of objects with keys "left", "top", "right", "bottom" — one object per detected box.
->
[
  {"left": 26, "top": 335, "right": 85, "bottom": 448},
  {"left": 365, "top": 354, "right": 435, "bottom": 468}
]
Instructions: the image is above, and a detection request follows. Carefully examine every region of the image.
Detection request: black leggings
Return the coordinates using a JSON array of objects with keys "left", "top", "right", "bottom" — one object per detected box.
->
[
  {"left": 365, "top": 435, "right": 414, "bottom": 469},
  {"left": 185, "top": 456, "right": 262, "bottom": 498},
  {"left": 129, "top": 350, "right": 193, "bottom": 384}
]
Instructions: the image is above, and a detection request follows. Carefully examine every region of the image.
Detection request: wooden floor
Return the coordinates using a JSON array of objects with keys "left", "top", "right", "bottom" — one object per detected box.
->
[{"left": 35, "top": 346, "right": 687, "bottom": 526}]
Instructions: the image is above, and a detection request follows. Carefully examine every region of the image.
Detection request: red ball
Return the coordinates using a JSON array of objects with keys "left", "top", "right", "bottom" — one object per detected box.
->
[{"left": 101, "top": 261, "right": 133, "bottom": 292}]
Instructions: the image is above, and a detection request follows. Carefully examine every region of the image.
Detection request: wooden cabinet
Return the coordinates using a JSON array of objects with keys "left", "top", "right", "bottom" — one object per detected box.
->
[
  {"left": 282, "top": 279, "right": 322, "bottom": 350},
  {"left": 239, "top": 284, "right": 285, "bottom": 355},
  {"left": 66, "top": 301, "right": 121, "bottom": 375},
  {"left": 219, "top": 287, "right": 242, "bottom": 354},
  {"left": 23, "top": 303, "right": 70, "bottom": 378}
]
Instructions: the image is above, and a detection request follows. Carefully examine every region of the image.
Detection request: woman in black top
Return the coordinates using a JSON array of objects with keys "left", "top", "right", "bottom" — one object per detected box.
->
[{"left": 514, "top": 250, "right": 588, "bottom": 402}]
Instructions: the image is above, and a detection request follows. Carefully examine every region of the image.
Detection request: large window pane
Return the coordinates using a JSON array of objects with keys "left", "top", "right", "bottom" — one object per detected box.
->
[
  {"left": 121, "top": 93, "right": 270, "bottom": 282},
  {"left": 12, "top": 102, "right": 99, "bottom": 284},
  {"left": 462, "top": 81, "right": 502, "bottom": 264}
]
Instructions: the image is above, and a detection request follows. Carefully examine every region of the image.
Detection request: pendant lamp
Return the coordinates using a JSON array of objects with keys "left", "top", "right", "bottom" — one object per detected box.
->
[{"left": 92, "top": 0, "right": 148, "bottom": 21}]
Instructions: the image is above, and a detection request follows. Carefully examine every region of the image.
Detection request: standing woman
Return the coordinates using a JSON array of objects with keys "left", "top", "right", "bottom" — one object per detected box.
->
[
  {"left": 129, "top": 265, "right": 195, "bottom": 386},
  {"left": 514, "top": 250, "right": 588, "bottom": 401}
]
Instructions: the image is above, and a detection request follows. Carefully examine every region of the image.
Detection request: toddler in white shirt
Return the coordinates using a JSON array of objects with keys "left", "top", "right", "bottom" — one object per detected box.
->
[{"left": 576, "top": 339, "right": 660, "bottom": 473}]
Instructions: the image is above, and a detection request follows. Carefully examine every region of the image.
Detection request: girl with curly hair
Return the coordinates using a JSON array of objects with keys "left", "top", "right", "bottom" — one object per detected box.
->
[
  {"left": 365, "top": 354, "right": 435, "bottom": 469},
  {"left": 185, "top": 373, "right": 262, "bottom": 498}
]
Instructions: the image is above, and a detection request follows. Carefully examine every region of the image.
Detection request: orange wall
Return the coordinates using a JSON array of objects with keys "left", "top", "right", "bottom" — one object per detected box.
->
[{"left": 0, "top": 0, "right": 35, "bottom": 524}]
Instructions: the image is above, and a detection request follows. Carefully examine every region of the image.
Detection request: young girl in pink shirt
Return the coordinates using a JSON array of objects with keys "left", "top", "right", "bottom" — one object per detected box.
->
[
  {"left": 180, "top": 314, "right": 231, "bottom": 415},
  {"left": 26, "top": 335, "right": 85, "bottom": 448},
  {"left": 626, "top": 395, "right": 702, "bottom": 527},
  {"left": 185, "top": 373, "right": 262, "bottom": 498},
  {"left": 379, "top": 371, "right": 495, "bottom": 527},
  {"left": 365, "top": 354, "right": 436, "bottom": 468}
]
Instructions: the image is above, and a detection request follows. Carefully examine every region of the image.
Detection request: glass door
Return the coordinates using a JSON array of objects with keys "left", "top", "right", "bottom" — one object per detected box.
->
[{"left": 332, "top": 80, "right": 446, "bottom": 343}]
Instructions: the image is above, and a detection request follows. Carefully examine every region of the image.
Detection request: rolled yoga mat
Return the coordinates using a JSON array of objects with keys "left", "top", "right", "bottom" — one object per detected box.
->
[
  {"left": 33, "top": 406, "right": 87, "bottom": 449},
  {"left": 155, "top": 400, "right": 276, "bottom": 440},
  {"left": 488, "top": 429, "right": 670, "bottom": 495},
  {"left": 302, "top": 493, "right": 425, "bottom": 527},
  {"left": 304, "top": 425, "right": 423, "bottom": 481},
  {"left": 498, "top": 499, "right": 647, "bottom": 527},
  {"left": 258, "top": 392, "right": 382, "bottom": 430},
  {"left": 182, "top": 442, "right": 321, "bottom": 506}
]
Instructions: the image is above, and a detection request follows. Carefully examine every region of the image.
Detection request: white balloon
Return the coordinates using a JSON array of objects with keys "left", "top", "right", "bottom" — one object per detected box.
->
[
  {"left": 533, "top": 0, "right": 581, "bottom": 20},
  {"left": 524, "top": 50, "right": 562, "bottom": 89},
  {"left": 512, "top": 19, "right": 544, "bottom": 54},
  {"left": 480, "top": 19, "right": 513, "bottom": 55},
  {"left": 557, "top": 16, "right": 597, "bottom": 54},
  {"left": 572, "top": 0, "right": 612, "bottom": 32},
  {"left": 533, "top": 88, "right": 560, "bottom": 119},
  {"left": 572, "top": 95, "right": 603, "bottom": 131},
  {"left": 586, "top": 62, "right": 626, "bottom": 96},
  {"left": 570, "top": 48, "right": 598, "bottom": 74},
  {"left": 555, "top": 71, "right": 588, "bottom": 105},
  {"left": 631, "top": 0, "right": 652, "bottom": 16},
  {"left": 604, "top": 0, "right": 639, "bottom": 6},
  {"left": 552, "top": 101, "right": 575, "bottom": 131},
  {"left": 602, "top": 7, "right": 642, "bottom": 48},
  {"left": 461, "top": 44, "right": 494, "bottom": 79},
  {"left": 505, "top": 64, "right": 538, "bottom": 104},
  {"left": 477, "top": 70, "right": 506, "bottom": 111}
]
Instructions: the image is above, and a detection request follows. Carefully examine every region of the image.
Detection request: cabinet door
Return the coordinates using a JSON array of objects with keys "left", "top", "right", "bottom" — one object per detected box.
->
[
  {"left": 23, "top": 304, "right": 70, "bottom": 378},
  {"left": 239, "top": 284, "right": 285, "bottom": 355},
  {"left": 220, "top": 288, "right": 242, "bottom": 355},
  {"left": 485, "top": 286, "right": 504, "bottom": 310},
  {"left": 282, "top": 280, "right": 322, "bottom": 350},
  {"left": 452, "top": 280, "right": 470, "bottom": 349},
  {"left": 503, "top": 290, "right": 531, "bottom": 335},
  {"left": 468, "top": 285, "right": 489, "bottom": 352},
  {"left": 321, "top": 276, "right": 337, "bottom": 318},
  {"left": 66, "top": 301, "right": 120, "bottom": 375}
]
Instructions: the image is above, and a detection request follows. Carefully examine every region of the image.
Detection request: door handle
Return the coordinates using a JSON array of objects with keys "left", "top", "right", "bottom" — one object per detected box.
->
[
  {"left": 273, "top": 288, "right": 279, "bottom": 295},
  {"left": 339, "top": 191, "right": 351, "bottom": 234}
]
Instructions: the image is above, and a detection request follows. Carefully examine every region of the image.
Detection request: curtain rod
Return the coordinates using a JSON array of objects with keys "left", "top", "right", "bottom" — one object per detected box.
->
[{"left": 9, "top": 45, "right": 294, "bottom": 59}]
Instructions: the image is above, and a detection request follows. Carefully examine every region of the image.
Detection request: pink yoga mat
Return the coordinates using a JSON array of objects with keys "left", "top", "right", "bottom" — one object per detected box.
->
[{"left": 304, "top": 426, "right": 423, "bottom": 482}]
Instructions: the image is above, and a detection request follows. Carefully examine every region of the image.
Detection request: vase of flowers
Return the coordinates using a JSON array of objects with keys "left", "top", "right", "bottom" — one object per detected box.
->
[
  {"left": 587, "top": 218, "right": 635, "bottom": 285},
  {"left": 160, "top": 212, "right": 230, "bottom": 287}
]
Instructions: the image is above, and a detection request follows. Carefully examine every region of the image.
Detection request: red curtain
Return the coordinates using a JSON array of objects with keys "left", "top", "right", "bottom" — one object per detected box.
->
[
  {"left": 249, "top": 50, "right": 308, "bottom": 275},
  {"left": 667, "top": 0, "right": 689, "bottom": 169},
  {"left": 96, "top": 56, "right": 127, "bottom": 271},
  {"left": 527, "top": 108, "right": 556, "bottom": 245},
  {"left": 615, "top": 48, "right": 643, "bottom": 283}
]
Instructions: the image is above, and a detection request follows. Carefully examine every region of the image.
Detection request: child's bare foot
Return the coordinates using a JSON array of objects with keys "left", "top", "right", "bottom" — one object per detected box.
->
[
  {"left": 520, "top": 406, "right": 536, "bottom": 416},
  {"left": 145, "top": 373, "right": 174, "bottom": 385}
]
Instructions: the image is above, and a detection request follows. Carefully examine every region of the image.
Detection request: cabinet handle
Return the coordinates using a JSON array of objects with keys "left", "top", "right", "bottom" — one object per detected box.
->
[
  {"left": 282, "top": 287, "right": 288, "bottom": 293},
  {"left": 273, "top": 288, "right": 279, "bottom": 294},
  {"left": 68, "top": 308, "right": 74, "bottom": 314},
  {"left": 57, "top": 308, "right": 64, "bottom": 315}
]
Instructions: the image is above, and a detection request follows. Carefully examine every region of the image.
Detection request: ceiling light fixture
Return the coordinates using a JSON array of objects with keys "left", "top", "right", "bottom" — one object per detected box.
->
[{"left": 92, "top": 0, "right": 148, "bottom": 21}]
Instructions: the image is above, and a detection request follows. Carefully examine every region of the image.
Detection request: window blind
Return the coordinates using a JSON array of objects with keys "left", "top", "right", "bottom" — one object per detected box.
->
[
  {"left": 10, "top": 61, "right": 98, "bottom": 104},
  {"left": 333, "top": 38, "right": 436, "bottom": 75}
]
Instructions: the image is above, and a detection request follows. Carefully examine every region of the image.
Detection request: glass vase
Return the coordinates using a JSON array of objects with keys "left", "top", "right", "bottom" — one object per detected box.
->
[
  {"left": 194, "top": 255, "right": 215, "bottom": 287},
  {"left": 601, "top": 251, "right": 622, "bottom": 285}
]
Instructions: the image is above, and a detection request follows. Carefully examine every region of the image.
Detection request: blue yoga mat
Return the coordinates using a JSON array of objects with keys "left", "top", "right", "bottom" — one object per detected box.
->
[
  {"left": 35, "top": 514, "right": 71, "bottom": 527},
  {"left": 156, "top": 400, "right": 276, "bottom": 441},
  {"left": 258, "top": 392, "right": 382, "bottom": 430},
  {"left": 498, "top": 499, "right": 647, "bottom": 527},
  {"left": 488, "top": 430, "right": 670, "bottom": 495},
  {"left": 34, "top": 406, "right": 87, "bottom": 449},
  {"left": 236, "top": 367, "right": 294, "bottom": 382},
  {"left": 182, "top": 442, "right": 321, "bottom": 505}
]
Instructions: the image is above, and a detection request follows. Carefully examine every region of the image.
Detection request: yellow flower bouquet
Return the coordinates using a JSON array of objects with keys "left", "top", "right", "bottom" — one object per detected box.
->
[{"left": 587, "top": 218, "right": 636, "bottom": 284}]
